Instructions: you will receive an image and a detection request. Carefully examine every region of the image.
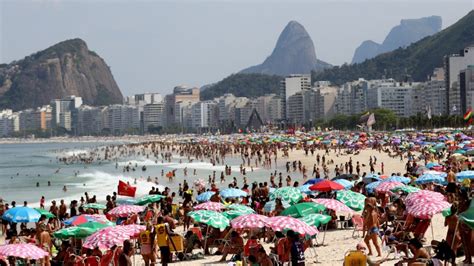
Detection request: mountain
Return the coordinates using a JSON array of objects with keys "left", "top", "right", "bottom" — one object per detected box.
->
[
  {"left": 313, "top": 11, "right": 474, "bottom": 85},
  {"left": 201, "top": 73, "right": 282, "bottom": 100},
  {"left": 352, "top": 16, "right": 442, "bottom": 64},
  {"left": 0, "top": 38, "right": 123, "bottom": 111},
  {"left": 240, "top": 21, "right": 331, "bottom": 76}
]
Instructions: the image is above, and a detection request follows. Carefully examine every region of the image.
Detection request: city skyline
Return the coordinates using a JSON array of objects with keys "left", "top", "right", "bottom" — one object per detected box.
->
[{"left": 1, "top": 0, "right": 472, "bottom": 96}]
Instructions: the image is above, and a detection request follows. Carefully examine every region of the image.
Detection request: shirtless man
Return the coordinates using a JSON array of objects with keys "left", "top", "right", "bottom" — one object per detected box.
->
[
  {"left": 364, "top": 202, "right": 382, "bottom": 257},
  {"left": 39, "top": 224, "right": 52, "bottom": 266}
]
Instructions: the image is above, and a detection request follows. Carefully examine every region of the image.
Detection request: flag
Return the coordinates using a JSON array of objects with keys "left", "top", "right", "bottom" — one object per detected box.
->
[
  {"left": 367, "top": 113, "right": 376, "bottom": 126},
  {"left": 118, "top": 180, "right": 136, "bottom": 197},
  {"left": 464, "top": 108, "right": 473, "bottom": 124}
]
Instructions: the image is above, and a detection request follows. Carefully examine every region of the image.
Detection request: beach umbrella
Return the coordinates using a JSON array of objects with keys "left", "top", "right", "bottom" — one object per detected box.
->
[
  {"left": 231, "top": 214, "right": 268, "bottom": 229},
  {"left": 64, "top": 214, "right": 109, "bottom": 226},
  {"left": 304, "top": 178, "right": 324, "bottom": 185},
  {"left": 53, "top": 226, "right": 96, "bottom": 239},
  {"left": 83, "top": 203, "right": 107, "bottom": 210},
  {"left": 281, "top": 202, "right": 326, "bottom": 218},
  {"left": 299, "top": 184, "right": 312, "bottom": 194},
  {"left": 0, "top": 244, "right": 48, "bottom": 260},
  {"left": 459, "top": 200, "right": 474, "bottom": 229},
  {"left": 336, "top": 190, "right": 366, "bottom": 211},
  {"left": 115, "top": 198, "right": 137, "bottom": 205},
  {"left": 196, "top": 191, "right": 215, "bottom": 202},
  {"left": 263, "top": 200, "right": 291, "bottom": 213},
  {"left": 383, "top": 176, "right": 411, "bottom": 184},
  {"left": 83, "top": 224, "right": 145, "bottom": 249},
  {"left": 108, "top": 205, "right": 145, "bottom": 217},
  {"left": 298, "top": 213, "right": 332, "bottom": 227},
  {"left": 390, "top": 185, "right": 420, "bottom": 194},
  {"left": 223, "top": 204, "right": 255, "bottom": 219},
  {"left": 220, "top": 188, "right": 248, "bottom": 198},
  {"left": 375, "top": 181, "right": 404, "bottom": 193},
  {"left": 187, "top": 210, "right": 230, "bottom": 230},
  {"left": 194, "top": 202, "right": 225, "bottom": 212},
  {"left": 78, "top": 220, "right": 115, "bottom": 230},
  {"left": 265, "top": 216, "right": 319, "bottom": 236},
  {"left": 456, "top": 170, "right": 474, "bottom": 181},
  {"left": 365, "top": 181, "right": 381, "bottom": 194},
  {"left": 34, "top": 208, "right": 55, "bottom": 219},
  {"left": 332, "top": 174, "right": 354, "bottom": 181},
  {"left": 405, "top": 190, "right": 445, "bottom": 207},
  {"left": 2, "top": 207, "right": 41, "bottom": 223},
  {"left": 334, "top": 179, "right": 354, "bottom": 189},
  {"left": 269, "top": 187, "right": 303, "bottom": 204},
  {"left": 426, "top": 162, "right": 440, "bottom": 169},
  {"left": 135, "top": 194, "right": 165, "bottom": 206},
  {"left": 313, "top": 198, "right": 354, "bottom": 213},
  {"left": 416, "top": 174, "right": 446, "bottom": 185},
  {"left": 309, "top": 180, "right": 345, "bottom": 192},
  {"left": 407, "top": 200, "right": 451, "bottom": 219}
]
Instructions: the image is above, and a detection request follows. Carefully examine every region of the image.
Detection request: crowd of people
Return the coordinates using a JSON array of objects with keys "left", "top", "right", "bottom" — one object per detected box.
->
[{"left": 0, "top": 130, "right": 473, "bottom": 265}]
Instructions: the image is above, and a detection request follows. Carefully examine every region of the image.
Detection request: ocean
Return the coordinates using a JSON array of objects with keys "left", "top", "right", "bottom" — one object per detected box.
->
[{"left": 0, "top": 141, "right": 283, "bottom": 207}]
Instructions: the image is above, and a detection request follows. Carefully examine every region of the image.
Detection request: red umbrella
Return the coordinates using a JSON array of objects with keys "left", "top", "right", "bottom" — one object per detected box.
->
[{"left": 309, "top": 180, "right": 345, "bottom": 192}]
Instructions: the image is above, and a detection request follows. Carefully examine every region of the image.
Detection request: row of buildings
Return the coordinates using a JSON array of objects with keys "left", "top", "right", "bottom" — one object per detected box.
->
[{"left": 1, "top": 46, "right": 473, "bottom": 137}]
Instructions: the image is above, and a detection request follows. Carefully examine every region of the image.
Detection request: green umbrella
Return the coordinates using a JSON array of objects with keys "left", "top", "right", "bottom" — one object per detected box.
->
[
  {"left": 270, "top": 187, "right": 303, "bottom": 204},
  {"left": 442, "top": 208, "right": 452, "bottom": 217},
  {"left": 83, "top": 203, "right": 107, "bottom": 210},
  {"left": 459, "top": 200, "right": 474, "bottom": 229},
  {"left": 223, "top": 208, "right": 255, "bottom": 219},
  {"left": 391, "top": 185, "right": 420, "bottom": 194},
  {"left": 34, "top": 208, "right": 55, "bottom": 219},
  {"left": 299, "top": 213, "right": 332, "bottom": 227},
  {"left": 281, "top": 202, "right": 326, "bottom": 218},
  {"left": 336, "top": 190, "right": 366, "bottom": 211},
  {"left": 53, "top": 226, "right": 96, "bottom": 239},
  {"left": 136, "top": 194, "right": 165, "bottom": 206},
  {"left": 187, "top": 210, "right": 230, "bottom": 230},
  {"left": 77, "top": 221, "right": 115, "bottom": 230}
]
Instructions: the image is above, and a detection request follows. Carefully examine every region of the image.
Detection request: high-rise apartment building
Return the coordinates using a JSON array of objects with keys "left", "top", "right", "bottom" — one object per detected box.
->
[{"left": 445, "top": 46, "right": 474, "bottom": 114}]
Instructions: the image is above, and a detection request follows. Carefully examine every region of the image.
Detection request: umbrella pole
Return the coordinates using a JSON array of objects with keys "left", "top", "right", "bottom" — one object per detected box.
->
[
  {"left": 321, "top": 223, "right": 327, "bottom": 246},
  {"left": 204, "top": 226, "right": 210, "bottom": 254},
  {"left": 451, "top": 221, "right": 459, "bottom": 250}
]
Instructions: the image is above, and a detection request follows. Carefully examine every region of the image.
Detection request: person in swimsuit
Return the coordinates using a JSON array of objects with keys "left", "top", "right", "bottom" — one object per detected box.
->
[{"left": 364, "top": 202, "right": 382, "bottom": 257}]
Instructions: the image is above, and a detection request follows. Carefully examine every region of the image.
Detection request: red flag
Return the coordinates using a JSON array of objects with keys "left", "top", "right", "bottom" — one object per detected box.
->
[{"left": 118, "top": 180, "right": 136, "bottom": 197}]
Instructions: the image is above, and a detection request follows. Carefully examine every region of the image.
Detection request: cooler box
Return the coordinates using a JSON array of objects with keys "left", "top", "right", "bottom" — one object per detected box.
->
[
  {"left": 344, "top": 250, "right": 367, "bottom": 266},
  {"left": 168, "top": 235, "right": 184, "bottom": 252}
]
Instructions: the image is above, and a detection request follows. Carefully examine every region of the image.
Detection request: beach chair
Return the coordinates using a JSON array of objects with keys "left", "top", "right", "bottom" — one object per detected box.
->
[
  {"left": 351, "top": 214, "right": 364, "bottom": 238},
  {"left": 190, "top": 226, "right": 203, "bottom": 241}
]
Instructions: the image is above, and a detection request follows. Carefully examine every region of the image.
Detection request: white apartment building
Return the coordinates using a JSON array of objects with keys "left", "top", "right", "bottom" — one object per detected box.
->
[
  {"left": 104, "top": 105, "right": 140, "bottom": 134},
  {"left": 445, "top": 46, "right": 474, "bottom": 114},
  {"left": 143, "top": 103, "right": 165, "bottom": 132},
  {"left": 314, "top": 86, "right": 337, "bottom": 120},
  {"left": 419, "top": 68, "right": 447, "bottom": 116},
  {"left": 0, "top": 110, "right": 19, "bottom": 137},
  {"left": 460, "top": 65, "right": 474, "bottom": 113},
  {"left": 191, "top": 101, "right": 218, "bottom": 130},
  {"left": 50, "top": 95, "right": 82, "bottom": 131},
  {"left": 77, "top": 106, "right": 103, "bottom": 135},
  {"left": 256, "top": 94, "right": 282, "bottom": 123},
  {"left": 280, "top": 74, "right": 311, "bottom": 119},
  {"left": 367, "top": 80, "right": 421, "bottom": 117}
]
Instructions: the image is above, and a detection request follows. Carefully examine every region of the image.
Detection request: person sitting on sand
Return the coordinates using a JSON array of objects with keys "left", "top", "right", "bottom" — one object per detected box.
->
[
  {"left": 218, "top": 231, "right": 244, "bottom": 261},
  {"left": 395, "top": 238, "right": 430, "bottom": 266}
]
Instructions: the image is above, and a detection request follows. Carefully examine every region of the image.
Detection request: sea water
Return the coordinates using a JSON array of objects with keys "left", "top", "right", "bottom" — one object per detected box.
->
[{"left": 0, "top": 141, "right": 286, "bottom": 207}]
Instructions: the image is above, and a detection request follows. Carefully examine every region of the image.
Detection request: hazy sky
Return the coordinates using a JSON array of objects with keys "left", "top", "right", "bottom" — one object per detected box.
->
[{"left": 1, "top": 0, "right": 473, "bottom": 96}]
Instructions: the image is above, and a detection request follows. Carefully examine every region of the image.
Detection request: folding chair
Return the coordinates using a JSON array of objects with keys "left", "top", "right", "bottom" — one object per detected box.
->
[{"left": 351, "top": 214, "right": 364, "bottom": 238}]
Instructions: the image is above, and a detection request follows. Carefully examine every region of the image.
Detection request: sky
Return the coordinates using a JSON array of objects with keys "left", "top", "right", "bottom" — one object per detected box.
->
[{"left": 1, "top": 0, "right": 473, "bottom": 96}]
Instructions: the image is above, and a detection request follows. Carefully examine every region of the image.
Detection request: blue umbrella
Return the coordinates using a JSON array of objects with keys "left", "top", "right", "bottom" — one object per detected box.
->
[
  {"left": 416, "top": 174, "right": 446, "bottom": 185},
  {"left": 365, "top": 181, "right": 381, "bottom": 194},
  {"left": 334, "top": 179, "right": 353, "bottom": 189},
  {"left": 299, "top": 184, "right": 312, "bottom": 194},
  {"left": 383, "top": 176, "right": 411, "bottom": 184},
  {"left": 263, "top": 200, "right": 291, "bottom": 213},
  {"left": 115, "top": 198, "right": 137, "bottom": 205},
  {"left": 456, "top": 170, "right": 474, "bottom": 181},
  {"left": 196, "top": 191, "right": 215, "bottom": 202},
  {"left": 220, "top": 188, "right": 247, "bottom": 198},
  {"left": 2, "top": 207, "right": 41, "bottom": 223},
  {"left": 426, "top": 162, "right": 440, "bottom": 169},
  {"left": 304, "top": 178, "right": 324, "bottom": 185},
  {"left": 363, "top": 173, "right": 381, "bottom": 183}
]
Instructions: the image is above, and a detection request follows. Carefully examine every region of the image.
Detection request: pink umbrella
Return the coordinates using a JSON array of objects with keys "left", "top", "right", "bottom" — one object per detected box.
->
[
  {"left": 406, "top": 190, "right": 445, "bottom": 207},
  {"left": 194, "top": 202, "right": 225, "bottom": 212},
  {"left": 231, "top": 214, "right": 268, "bottom": 229},
  {"left": 375, "top": 181, "right": 404, "bottom": 193},
  {"left": 265, "top": 216, "right": 319, "bottom": 236},
  {"left": 108, "top": 205, "right": 146, "bottom": 217},
  {"left": 83, "top": 224, "right": 145, "bottom": 249},
  {"left": 313, "top": 198, "right": 354, "bottom": 213},
  {"left": 407, "top": 200, "right": 451, "bottom": 219},
  {"left": 0, "top": 244, "right": 49, "bottom": 259}
]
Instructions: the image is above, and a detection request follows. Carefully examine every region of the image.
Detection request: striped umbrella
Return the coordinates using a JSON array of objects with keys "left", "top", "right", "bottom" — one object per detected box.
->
[
  {"left": 83, "top": 224, "right": 145, "bottom": 249},
  {"left": 336, "top": 190, "right": 366, "bottom": 211},
  {"left": 187, "top": 210, "right": 230, "bottom": 230},
  {"left": 375, "top": 181, "right": 404, "bottom": 193},
  {"left": 136, "top": 194, "right": 165, "bottom": 206},
  {"left": 223, "top": 204, "right": 255, "bottom": 219},
  {"left": 83, "top": 203, "right": 107, "bottom": 210},
  {"left": 231, "top": 214, "right": 268, "bottom": 229},
  {"left": 313, "top": 198, "right": 354, "bottom": 213},
  {"left": 299, "top": 213, "right": 332, "bottom": 227},
  {"left": 108, "top": 205, "right": 145, "bottom": 217},
  {"left": 390, "top": 185, "right": 420, "bottom": 194},
  {"left": 416, "top": 174, "right": 446, "bottom": 185},
  {"left": 281, "top": 202, "right": 326, "bottom": 218},
  {"left": 194, "top": 202, "right": 225, "bottom": 212},
  {"left": 265, "top": 216, "right": 319, "bottom": 236},
  {"left": 407, "top": 200, "right": 451, "bottom": 219},
  {"left": 0, "top": 244, "right": 49, "bottom": 260},
  {"left": 34, "top": 208, "right": 55, "bottom": 219},
  {"left": 220, "top": 188, "right": 248, "bottom": 198},
  {"left": 270, "top": 187, "right": 303, "bottom": 204},
  {"left": 406, "top": 190, "right": 445, "bottom": 207}
]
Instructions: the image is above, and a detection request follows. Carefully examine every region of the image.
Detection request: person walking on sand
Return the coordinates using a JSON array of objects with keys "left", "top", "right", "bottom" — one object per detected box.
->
[{"left": 364, "top": 201, "right": 382, "bottom": 257}]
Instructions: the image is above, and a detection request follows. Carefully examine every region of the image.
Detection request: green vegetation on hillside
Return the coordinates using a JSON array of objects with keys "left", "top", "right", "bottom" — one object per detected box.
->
[
  {"left": 201, "top": 73, "right": 283, "bottom": 100},
  {"left": 313, "top": 10, "right": 474, "bottom": 84}
]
